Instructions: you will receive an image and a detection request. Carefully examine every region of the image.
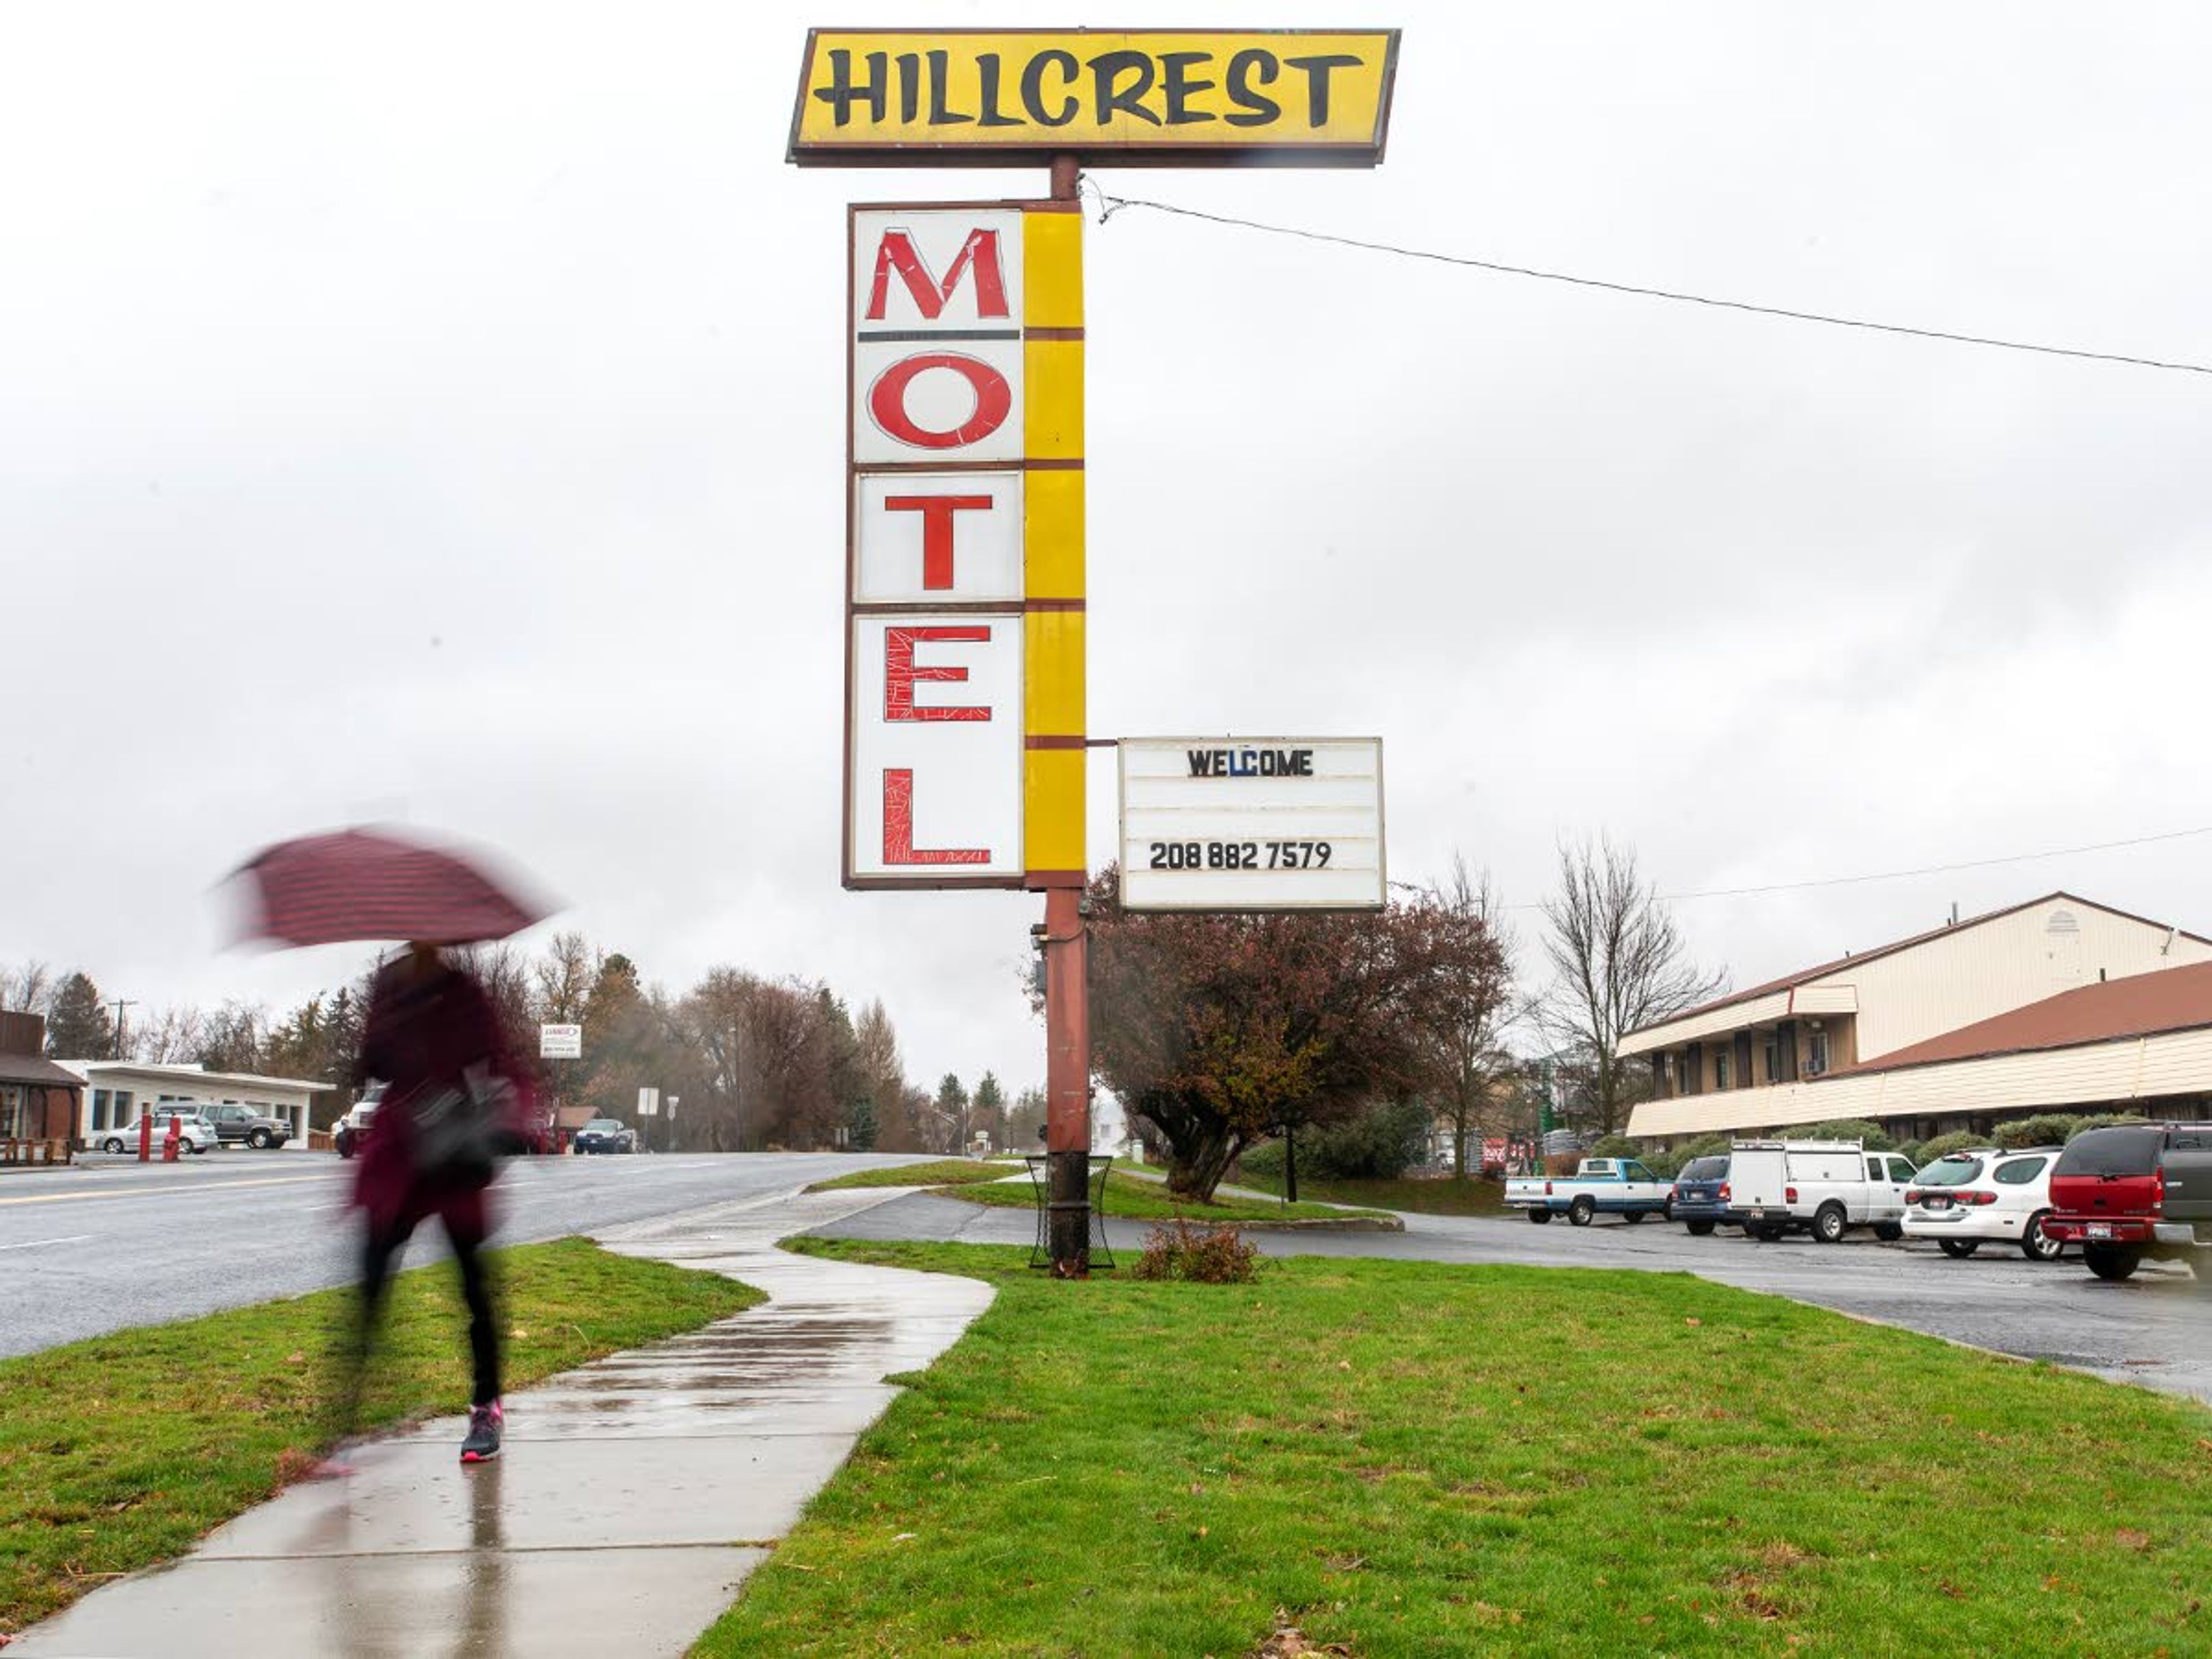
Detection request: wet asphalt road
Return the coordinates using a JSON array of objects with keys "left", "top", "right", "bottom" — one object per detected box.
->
[
  {"left": 0, "top": 1151, "right": 937, "bottom": 1358},
  {"left": 815, "top": 1193, "right": 2212, "bottom": 1407}
]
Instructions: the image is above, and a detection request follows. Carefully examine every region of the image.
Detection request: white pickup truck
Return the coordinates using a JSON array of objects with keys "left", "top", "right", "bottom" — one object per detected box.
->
[
  {"left": 1505, "top": 1157, "right": 1675, "bottom": 1226},
  {"left": 1732, "top": 1139, "right": 1918, "bottom": 1244}
]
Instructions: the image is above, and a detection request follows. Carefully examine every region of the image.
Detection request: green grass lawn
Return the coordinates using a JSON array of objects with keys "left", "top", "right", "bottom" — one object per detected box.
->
[
  {"left": 1238, "top": 1171, "right": 1513, "bottom": 1217},
  {"left": 942, "top": 1166, "right": 1392, "bottom": 1225},
  {"left": 0, "top": 1238, "right": 757, "bottom": 1638},
  {"left": 806, "top": 1158, "right": 1012, "bottom": 1192},
  {"left": 697, "top": 1242, "right": 2212, "bottom": 1658}
]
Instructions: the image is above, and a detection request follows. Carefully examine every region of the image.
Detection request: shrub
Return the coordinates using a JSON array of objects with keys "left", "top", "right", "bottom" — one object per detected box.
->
[
  {"left": 1673, "top": 1134, "right": 1734, "bottom": 1163},
  {"left": 1796, "top": 1119, "right": 1896, "bottom": 1151},
  {"left": 1130, "top": 1221, "right": 1260, "bottom": 1284},
  {"left": 1994, "top": 1114, "right": 2082, "bottom": 1151},
  {"left": 1585, "top": 1135, "right": 1639, "bottom": 1161},
  {"left": 1912, "top": 1130, "right": 1983, "bottom": 1166},
  {"left": 1301, "top": 1099, "right": 1435, "bottom": 1181},
  {"left": 1237, "top": 1140, "right": 1285, "bottom": 1179},
  {"left": 1896, "top": 1140, "right": 1927, "bottom": 1168},
  {"left": 2066, "top": 1113, "right": 2153, "bottom": 1140}
]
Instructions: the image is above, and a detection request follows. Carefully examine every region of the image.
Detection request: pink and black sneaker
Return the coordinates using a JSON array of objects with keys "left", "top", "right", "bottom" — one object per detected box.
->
[{"left": 460, "top": 1400, "right": 503, "bottom": 1463}]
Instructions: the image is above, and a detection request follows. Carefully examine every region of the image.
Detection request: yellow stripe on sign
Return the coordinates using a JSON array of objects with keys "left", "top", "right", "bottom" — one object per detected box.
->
[
  {"left": 1024, "top": 609, "right": 1085, "bottom": 736},
  {"left": 1023, "top": 209, "right": 1084, "bottom": 329},
  {"left": 1024, "top": 468, "right": 1085, "bottom": 599},
  {"left": 1024, "top": 338, "right": 1084, "bottom": 460},
  {"left": 1024, "top": 747, "right": 1086, "bottom": 874}
]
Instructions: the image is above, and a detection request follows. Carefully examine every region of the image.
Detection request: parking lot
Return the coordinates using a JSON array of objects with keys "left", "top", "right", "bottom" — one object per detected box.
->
[{"left": 815, "top": 1194, "right": 2212, "bottom": 1406}]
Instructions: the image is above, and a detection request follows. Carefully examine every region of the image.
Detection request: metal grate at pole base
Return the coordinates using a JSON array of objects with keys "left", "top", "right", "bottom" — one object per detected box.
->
[{"left": 1025, "top": 1153, "right": 1115, "bottom": 1271}]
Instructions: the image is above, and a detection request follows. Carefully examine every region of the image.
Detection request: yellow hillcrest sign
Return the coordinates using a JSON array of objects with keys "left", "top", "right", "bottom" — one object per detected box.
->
[{"left": 790, "top": 29, "right": 1399, "bottom": 166}]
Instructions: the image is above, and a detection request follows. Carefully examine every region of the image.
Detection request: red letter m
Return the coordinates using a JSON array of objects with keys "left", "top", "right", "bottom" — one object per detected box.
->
[{"left": 866, "top": 228, "right": 1010, "bottom": 322}]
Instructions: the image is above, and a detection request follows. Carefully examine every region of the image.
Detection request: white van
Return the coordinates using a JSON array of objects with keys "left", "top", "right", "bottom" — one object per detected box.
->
[{"left": 1730, "top": 1139, "right": 1918, "bottom": 1244}]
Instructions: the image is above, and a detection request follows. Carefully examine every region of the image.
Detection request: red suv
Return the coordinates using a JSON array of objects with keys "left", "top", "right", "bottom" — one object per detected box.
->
[{"left": 2042, "top": 1123, "right": 2212, "bottom": 1281}]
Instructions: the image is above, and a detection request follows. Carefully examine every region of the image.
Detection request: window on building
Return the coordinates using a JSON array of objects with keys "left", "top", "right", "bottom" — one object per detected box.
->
[
  {"left": 1807, "top": 1031, "right": 1832, "bottom": 1075},
  {"left": 92, "top": 1089, "right": 110, "bottom": 1131},
  {"left": 115, "top": 1090, "right": 134, "bottom": 1126},
  {"left": 1762, "top": 1039, "right": 1779, "bottom": 1082},
  {"left": 1713, "top": 1049, "right": 1731, "bottom": 1090}
]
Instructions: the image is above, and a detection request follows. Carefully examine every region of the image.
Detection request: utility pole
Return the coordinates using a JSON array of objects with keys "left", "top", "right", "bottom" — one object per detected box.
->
[{"left": 108, "top": 999, "right": 136, "bottom": 1060}]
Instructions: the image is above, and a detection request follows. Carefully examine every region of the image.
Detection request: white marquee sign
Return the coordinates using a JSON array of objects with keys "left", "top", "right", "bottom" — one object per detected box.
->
[{"left": 1118, "top": 737, "right": 1386, "bottom": 911}]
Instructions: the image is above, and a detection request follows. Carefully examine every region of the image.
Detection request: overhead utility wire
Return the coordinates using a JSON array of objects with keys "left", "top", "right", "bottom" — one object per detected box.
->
[
  {"left": 1493, "top": 823, "right": 2212, "bottom": 911},
  {"left": 1086, "top": 186, "right": 2212, "bottom": 378}
]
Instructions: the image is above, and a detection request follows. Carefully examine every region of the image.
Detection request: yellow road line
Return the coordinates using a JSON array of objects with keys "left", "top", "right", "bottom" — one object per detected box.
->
[{"left": 0, "top": 1174, "right": 346, "bottom": 1208}]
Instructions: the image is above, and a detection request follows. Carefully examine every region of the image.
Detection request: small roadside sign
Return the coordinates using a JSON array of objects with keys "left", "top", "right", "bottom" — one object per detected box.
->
[
  {"left": 638, "top": 1088, "right": 661, "bottom": 1118},
  {"left": 539, "top": 1024, "right": 584, "bottom": 1060}
]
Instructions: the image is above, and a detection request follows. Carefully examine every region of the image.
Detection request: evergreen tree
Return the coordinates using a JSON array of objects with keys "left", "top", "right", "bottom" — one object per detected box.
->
[
  {"left": 44, "top": 972, "right": 115, "bottom": 1059},
  {"left": 935, "top": 1072, "right": 970, "bottom": 1152},
  {"left": 972, "top": 1071, "right": 1006, "bottom": 1152}
]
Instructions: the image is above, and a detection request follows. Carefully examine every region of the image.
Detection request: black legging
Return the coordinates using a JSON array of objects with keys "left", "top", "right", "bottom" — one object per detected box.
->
[{"left": 357, "top": 1214, "right": 502, "bottom": 1408}]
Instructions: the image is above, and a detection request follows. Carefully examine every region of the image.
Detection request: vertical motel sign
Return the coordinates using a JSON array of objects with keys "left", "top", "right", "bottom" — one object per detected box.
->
[
  {"left": 797, "top": 28, "right": 1399, "bottom": 1277},
  {"left": 844, "top": 203, "right": 1085, "bottom": 887}
]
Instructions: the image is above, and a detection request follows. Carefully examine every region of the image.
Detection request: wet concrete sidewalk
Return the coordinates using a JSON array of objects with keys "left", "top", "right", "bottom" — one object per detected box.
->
[{"left": 13, "top": 1187, "right": 991, "bottom": 1659}]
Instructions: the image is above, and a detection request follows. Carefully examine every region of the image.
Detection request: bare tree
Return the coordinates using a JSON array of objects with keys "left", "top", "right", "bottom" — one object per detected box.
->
[
  {"left": 132, "top": 1005, "right": 206, "bottom": 1063},
  {"left": 1, "top": 961, "right": 55, "bottom": 1017},
  {"left": 531, "top": 931, "right": 596, "bottom": 1025},
  {"left": 1540, "top": 836, "right": 1726, "bottom": 1137},
  {"left": 1412, "top": 857, "right": 1521, "bottom": 1177}
]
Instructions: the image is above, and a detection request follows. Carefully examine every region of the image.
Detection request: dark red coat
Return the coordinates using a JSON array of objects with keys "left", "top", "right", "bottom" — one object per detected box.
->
[{"left": 351, "top": 958, "right": 535, "bottom": 1235}]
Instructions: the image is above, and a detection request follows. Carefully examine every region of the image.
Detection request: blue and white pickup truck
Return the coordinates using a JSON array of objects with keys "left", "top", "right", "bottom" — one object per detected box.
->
[{"left": 1505, "top": 1158, "right": 1675, "bottom": 1226}]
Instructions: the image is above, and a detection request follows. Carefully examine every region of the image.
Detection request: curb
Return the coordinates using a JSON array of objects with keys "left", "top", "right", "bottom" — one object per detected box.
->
[{"left": 1164, "top": 1213, "right": 1406, "bottom": 1233}]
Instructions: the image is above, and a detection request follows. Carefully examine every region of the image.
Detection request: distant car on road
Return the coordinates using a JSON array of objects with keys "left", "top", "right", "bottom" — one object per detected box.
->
[
  {"left": 1902, "top": 1146, "right": 2066, "bottom": 1261},
  {"left": 335, "top": 1090, "right": 382, "bottom": 1160},
  {"left": 573, "top": 1117, "right": 637, "bottom": 1155},
  {"left": 203, "top": 1103, "right": 294, "bottom": 1150},
  {"left": 97, "top": 1108, "right": 217, "bottom": 1156}
]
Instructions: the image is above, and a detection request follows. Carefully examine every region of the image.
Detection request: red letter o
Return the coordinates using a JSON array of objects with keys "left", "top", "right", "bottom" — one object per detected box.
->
[{"left": 868, "top": 352, "right": 1012, "bottom": 450}]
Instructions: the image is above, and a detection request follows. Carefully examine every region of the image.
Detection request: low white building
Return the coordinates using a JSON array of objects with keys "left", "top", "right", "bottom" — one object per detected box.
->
[
  {"left": 1623, "top": 893, "right": 2212, "bottom": 1142},
  {"left": 59, "top": 1062, "right": 330, "bottom": 1150}
]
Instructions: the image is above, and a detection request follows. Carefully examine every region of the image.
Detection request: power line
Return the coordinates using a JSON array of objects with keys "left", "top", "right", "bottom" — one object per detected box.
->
[
  {"left": 1086, "top": 185, "right": 2212, "bottom": 378},
  {"left": 1502, "top": 823, "right": 2212, "bottom": 911}
]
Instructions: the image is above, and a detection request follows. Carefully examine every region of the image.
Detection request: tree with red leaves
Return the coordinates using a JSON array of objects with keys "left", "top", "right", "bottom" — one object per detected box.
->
[{"left": 1083, "top": 866, "right": 1500, "bottom": 1202}]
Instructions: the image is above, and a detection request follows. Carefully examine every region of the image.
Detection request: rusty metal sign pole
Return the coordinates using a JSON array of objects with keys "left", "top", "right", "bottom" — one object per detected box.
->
[{"left": 1041, "top": 151, "right": 1092, "bottom": 1279}]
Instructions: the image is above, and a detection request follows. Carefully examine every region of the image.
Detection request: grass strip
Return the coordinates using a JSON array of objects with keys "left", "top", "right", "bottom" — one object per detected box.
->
[
  {"left": 0, "top": 1237, "right": 758, "bottom": 1637},
  {"left": 698, "top": 1241, "right": 2212, "bottom": 1658},
  {"left": 1237, "top": 1171, "right": 1513, "bottom": 1217},
  {"left": 942, "top": 1166, "right": 1392, "bottom": 1224},
  {"left": 806, "top": 1159, "right": 1014, "bottom": 1192}
]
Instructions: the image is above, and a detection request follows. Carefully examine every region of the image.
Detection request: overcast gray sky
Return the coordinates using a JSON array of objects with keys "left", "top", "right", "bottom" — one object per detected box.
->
[{"left": 7, "top": 2, "right": 2210, "bottom": 1095}]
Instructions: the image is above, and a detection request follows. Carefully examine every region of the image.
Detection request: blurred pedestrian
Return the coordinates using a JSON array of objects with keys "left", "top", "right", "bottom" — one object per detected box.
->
[{"left": 331, "top": 941, "right": 533, "bottom": 1465}]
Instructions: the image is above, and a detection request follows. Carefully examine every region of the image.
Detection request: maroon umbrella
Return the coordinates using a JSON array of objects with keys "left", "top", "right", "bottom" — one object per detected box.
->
[{"left": 234, "top": 826, "right": 552, "bottom": 947}]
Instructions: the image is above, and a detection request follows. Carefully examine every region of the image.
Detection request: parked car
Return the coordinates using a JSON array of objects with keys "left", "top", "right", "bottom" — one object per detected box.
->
[
  {"left": 202, "top": 1103, "right": 294, "bottom": 1150},
  {"left": 2041, "top": 1122, "right": 2212, "bottom": 1281},
  {"left": 1505, "top": 1157, "right": 1673, "bottom": 1226},
  {"left": 1668, "top": 1154, "right": 1738, "bottom": 1236},
  {"left": 335, "top": 1090, "right": 382, "bottom": 1160},
  {"left": 1732, "top": 1139, "right": 1916, "bottom": 1243},
  {"left": 573, "top": 1117, "right": 638, "bottom": 1155},
  {"left": 97, "top": 1108, "right": 217, "bottom": 1156},
  {"left": 1901, "top": 1146, "right": 2066, "bottom": 1261}
]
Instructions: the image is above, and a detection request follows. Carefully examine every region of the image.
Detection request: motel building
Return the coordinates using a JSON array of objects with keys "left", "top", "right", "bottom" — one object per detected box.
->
[
  {"left": 1623, "top": 893, "right": 2212, "bottom": 1145},
  {"left": 57, "top": 1061, "right": 329, "bottom": 1152}
]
